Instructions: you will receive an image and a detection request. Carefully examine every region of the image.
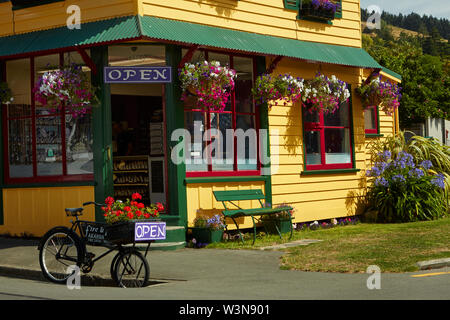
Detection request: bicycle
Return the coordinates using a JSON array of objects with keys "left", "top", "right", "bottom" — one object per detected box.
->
[{"left": 37, "top": 201, "right": 164, "bottom": 288}]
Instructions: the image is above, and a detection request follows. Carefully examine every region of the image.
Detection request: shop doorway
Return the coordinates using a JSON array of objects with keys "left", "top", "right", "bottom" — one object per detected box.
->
[{"left": 110, "top": 84, "right": 167, "bottom": 207}]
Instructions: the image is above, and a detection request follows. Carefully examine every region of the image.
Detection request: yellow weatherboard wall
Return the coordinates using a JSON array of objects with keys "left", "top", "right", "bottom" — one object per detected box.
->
[
  {"left": 0, "top": 186, "right": 95, "bottom": 237},
  {"left": 186, "top": 181, "right": 266, "bottom": 229},
  {"left": 268, "top": 58, "right": 374, "bottom": 222}
]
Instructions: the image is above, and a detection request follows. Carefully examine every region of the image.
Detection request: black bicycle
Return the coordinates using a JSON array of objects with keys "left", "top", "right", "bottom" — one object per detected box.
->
[{"left": 37, "top": 201, "right": 157, "bottom": 288}]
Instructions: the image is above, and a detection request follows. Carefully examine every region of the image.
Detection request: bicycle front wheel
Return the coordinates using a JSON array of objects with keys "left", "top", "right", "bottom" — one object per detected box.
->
[
  {"left": 39, "top": 227, "right": 83, "bottom": 284},
  {"left": 113, "top": 249, "right": 149, "bottom": 288}
]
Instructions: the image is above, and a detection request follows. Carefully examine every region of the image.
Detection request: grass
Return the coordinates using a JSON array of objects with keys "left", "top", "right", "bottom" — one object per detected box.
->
[{"left": 207, "top": 217, "right": 450, "bottom": 273}]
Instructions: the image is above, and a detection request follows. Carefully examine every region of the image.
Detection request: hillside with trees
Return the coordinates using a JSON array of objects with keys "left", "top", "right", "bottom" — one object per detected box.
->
[{"left": 361, "top": 9, "right": 449, "bottom": 129}]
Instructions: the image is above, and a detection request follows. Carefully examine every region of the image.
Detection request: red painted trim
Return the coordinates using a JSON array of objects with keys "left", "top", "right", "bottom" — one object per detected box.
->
[
  {"left": 31, "top": 57, "right": 37, "bottom": 178},
  {"left": 75, "top": 47, "right": 98, "bottom": 75},
  {"left": 364, "top": 106, "right": 378, "bottom": 134},
  {"left": 178, "top": 44, "right": 200, "bottom": 69},
  {"left": 265, "top": 56, "right": 283, "bottom": 74},
  {"left": 5, "top": 174, "right": 94, "bottom": 185},
  {"left": 186, "top": 170, "right": 260, "bottom": 178}
]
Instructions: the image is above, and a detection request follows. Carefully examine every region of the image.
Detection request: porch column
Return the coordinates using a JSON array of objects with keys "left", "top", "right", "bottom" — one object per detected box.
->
[
  {"left": 91, "top": 46, "right": 113, "bottom": 221},
  {"left": 164, "top": 44, "right": 187, "bottom": 227}
]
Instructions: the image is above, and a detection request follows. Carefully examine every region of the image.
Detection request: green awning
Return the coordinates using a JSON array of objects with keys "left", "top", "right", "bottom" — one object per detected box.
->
[
  {"left": 381, "top": 67, "right": 402, "bottom": 81},
  {"left": 0, "top": 15, "right": 382, "bottom": 69}
]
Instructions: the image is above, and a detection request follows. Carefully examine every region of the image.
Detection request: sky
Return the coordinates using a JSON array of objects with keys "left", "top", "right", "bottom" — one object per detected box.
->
[{"left": 360, "top": 0, "right": 450, "bottom": 19}]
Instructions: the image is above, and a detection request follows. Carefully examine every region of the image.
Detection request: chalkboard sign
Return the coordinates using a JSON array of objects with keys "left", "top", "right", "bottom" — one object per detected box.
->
[{"left": 83, "top": 223, "right": 108, "bottom": 246}]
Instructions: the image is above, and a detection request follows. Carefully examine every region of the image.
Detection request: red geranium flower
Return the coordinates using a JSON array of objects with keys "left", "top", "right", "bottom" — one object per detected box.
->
[
  {"left": 137, "top": 203, "right": 145, "bottom": 209},
  {"left": 132, "top": 193, "right": 142, "bottom": 200},
  {"left": 105, "top": 196, "right": 115, "bottom": 206},
  {"left": 127, "top": 212, "right": 134, "bottom": 219},
  {"left": 156, "top": 203, "right": 164, "bottom": 212},
  {"left": 124, "top": 206, "right": 132, "bottom": 212}
]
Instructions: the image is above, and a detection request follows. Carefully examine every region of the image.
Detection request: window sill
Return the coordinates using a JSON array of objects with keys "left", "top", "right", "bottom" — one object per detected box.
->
[
  {"left": 301, "top": 168, "right": 360, "bottom": 176},
  {"left": 185, "top": 175, "right": 267, "bottom": 184},
  {"left": 365, "top": 133, "right": 384, "bottom": 138}
]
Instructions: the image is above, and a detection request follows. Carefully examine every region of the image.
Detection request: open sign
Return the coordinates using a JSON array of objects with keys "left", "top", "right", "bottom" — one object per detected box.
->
[
  {"left": 134, "top": 222, "right": 166, "bottom": 241},
  {"left": 104, "top": 66, "right": 172, "bottom": 83}
]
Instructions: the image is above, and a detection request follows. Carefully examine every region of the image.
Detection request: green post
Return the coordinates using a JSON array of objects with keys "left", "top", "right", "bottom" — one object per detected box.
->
[
  {"left": 165, "top": 44, "right": 187, "bottom": 227},
  {"left": 91, "top": 46, "right": 113, "bottom": 222},
  {"left": 255, "top": 56, "right": 273, "bottom": 206},
  {"left": 0, "top": 60, "right": 5, "bottom": 225}
]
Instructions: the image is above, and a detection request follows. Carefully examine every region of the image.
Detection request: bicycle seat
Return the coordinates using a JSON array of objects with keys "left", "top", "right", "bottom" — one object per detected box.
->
[{"left": 65, "top": 207, "right": 84, "bottom": 217}]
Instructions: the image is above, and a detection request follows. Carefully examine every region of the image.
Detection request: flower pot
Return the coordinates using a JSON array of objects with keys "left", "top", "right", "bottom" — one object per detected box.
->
[
  {"left": 262, "top": 219, "right": 292, "bottom": 235},
  {"left": 191, "top": 228, "right": 224, "bottom": 244}
]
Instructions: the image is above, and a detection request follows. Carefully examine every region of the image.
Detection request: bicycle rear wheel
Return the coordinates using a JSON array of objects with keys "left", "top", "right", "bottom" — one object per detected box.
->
[
  {"left": 113, "top": 249, "right": 149, "bottom": 288},
  {"left": 39, "top": 227, "right": 83, "bottom": 284}
]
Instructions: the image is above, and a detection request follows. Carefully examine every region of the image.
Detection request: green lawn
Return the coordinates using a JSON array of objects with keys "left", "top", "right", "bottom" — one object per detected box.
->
[{"left": 207, "top": 216, "right": 450, "bottom": 273}]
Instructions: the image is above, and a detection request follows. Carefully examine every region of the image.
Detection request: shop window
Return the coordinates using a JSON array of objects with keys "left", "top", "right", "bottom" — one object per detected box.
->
[
  {"left": 364, "top": 106, "right": 379, "bottom": 135},
  {"left": 303, "top": 99, "right": 353, "bottom": 171},
  {"left": 183, "top": 51, "right": 259, "bottom": 177},
  {"left": 3, "top": 53, "right": 94, "bottom": 183}
]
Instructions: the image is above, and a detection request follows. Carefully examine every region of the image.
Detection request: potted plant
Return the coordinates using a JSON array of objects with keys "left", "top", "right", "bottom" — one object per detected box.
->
[
  {"left": 0, "top": 82, "right": 13, "bottom": 104},
  {"left": 252, "top": 73, "right": 304, "bottom": 106},
  {"left": 300, "top": 0, "right": 340, "bottom": 21},
  {"left": 34, "top": 63, "right": 98, "bottom": 117},
  {"left": 260, "top": 204, "right": 295, "bottom": 235},
  {"left": 302, "top": 72, "right": 350, "bottom": 114},
  {"left": 191, "top": 214, "right": 226, "bottom": 244},
  {"left": 100, "top": 193, "right": 165, "bottom": 244},
  {"left": 356, "top": 75, "right": 402, "bottom": 116},
  {"left": 178, "top": 60, "right": 237, "bottom": 112}
]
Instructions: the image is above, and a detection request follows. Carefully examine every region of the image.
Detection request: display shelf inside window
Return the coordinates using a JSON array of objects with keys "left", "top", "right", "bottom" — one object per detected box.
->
[
  {"left": 113, "top": 155, "right": 151, "bottom": 204},
  {"left": 35, "top": 116, "right": 63, "bottom": 174}
]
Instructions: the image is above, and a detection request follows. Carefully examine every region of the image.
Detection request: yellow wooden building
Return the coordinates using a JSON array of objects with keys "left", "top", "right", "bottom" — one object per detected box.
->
[{"left": 0, "top": 0, "right": 401, "bottom": 248}]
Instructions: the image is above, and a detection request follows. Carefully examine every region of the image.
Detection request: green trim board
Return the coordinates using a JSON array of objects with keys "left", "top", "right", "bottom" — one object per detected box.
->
[
  {"left": 165, "top": 44, "right": 187, "bottom": 227},
  {"left": 0, "top": 15, "right": 382, "bottom": 70},
  {"left": 365, "top": 133, "right": 384, "bottom": 138}
]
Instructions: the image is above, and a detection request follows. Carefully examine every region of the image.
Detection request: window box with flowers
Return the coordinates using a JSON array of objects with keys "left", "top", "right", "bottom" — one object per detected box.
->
[
  {"left": 100, "top": 193, "right": 165, "bottom": 245},
  {"left": 190, "top": 214, "right": 226, "bottom": 244},
  {"left": 299, "top": 0, "right": 341, "bottom": 22}
]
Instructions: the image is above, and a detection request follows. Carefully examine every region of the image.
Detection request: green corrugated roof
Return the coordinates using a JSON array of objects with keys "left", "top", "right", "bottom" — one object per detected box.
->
[
  {"left": 381, "top": 67, "right": 402, "bottom": 81},
  {"left": 0, "top": 15, "right": 382, "bottom": 69}
]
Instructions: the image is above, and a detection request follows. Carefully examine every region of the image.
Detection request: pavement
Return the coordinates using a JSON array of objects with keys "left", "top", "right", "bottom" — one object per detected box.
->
[{"left": 0, "top": 236, "right": 449, "bottom": 300}]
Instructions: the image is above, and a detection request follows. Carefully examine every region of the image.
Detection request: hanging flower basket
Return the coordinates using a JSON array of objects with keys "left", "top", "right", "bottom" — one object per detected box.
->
[
  {"left": 301, "top": 73, "right": 350, "bottom": 114},
  {"left": 252, "top": 73, "right": 304, "bottom": 106},
  {"left": 179, "top": 60, "right": 237, "bottom": 112},
  {"left": 0, "top": 82, "right": 13, "bottom": 105},
  {"left": 300, "top": 0, "right": 340, "bottom": 21},
  {"left": 34, "top": 64, "right": 98, "bottom": 117},
  {"left": 356, "top": 75, "right": 402, "bottom": 116}
]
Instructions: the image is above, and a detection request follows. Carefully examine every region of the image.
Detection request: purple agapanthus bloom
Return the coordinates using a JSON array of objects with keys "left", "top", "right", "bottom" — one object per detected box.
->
[
  {"left": 375, "top": 177, "right": 389, "bottom": 187},
  {"left": 408, "top": 168, "right": 424, "bottom": 178},
  {"left": 419, "top": 160, "right": 433, "bottom": 170},
  {"left": 431, "top": 173, "right": 446, "bottom": 189},
  {"left": 392, "top": 174, "right": 406, "bottom": 183}
]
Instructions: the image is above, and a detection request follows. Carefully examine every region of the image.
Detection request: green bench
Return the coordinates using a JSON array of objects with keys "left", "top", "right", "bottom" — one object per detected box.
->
[{"left": 213, "top": 189, "right": 294, "bottom": 245}]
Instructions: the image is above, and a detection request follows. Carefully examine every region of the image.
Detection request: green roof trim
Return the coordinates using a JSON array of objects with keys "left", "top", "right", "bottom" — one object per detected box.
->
[
  {"left": 381, "top": 67, "right": 402, "bottom": 81},
  {"left": 0, "top": 15, "right": 382, "bottom": 69}
]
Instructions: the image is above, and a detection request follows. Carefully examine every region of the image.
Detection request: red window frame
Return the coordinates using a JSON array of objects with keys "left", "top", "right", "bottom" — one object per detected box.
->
[
  {"left": 184, "top": 51, "right": 260, "bottom": 178},
  {"left": 303, "top": 101, "right": 354, "bottom": 171},
  {"left": 3, "top": 53, "right": 94, "bottom": 184},
  {"left": 364, "top": 106, "right": 379, "bottom": 135}
]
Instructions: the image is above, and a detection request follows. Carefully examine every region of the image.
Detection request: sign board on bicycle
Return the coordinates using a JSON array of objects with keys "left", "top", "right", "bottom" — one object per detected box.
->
[{"left": 134, "top": 221, "right": 166, "bottom": 241}]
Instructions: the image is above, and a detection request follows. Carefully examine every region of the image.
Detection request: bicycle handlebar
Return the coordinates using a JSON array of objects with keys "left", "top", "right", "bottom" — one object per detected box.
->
[{"left": 82, "top": 201, "right": 105, "bottom": 207}]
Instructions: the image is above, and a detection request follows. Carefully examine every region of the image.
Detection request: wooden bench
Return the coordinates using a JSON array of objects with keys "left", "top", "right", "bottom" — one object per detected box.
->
[{"left": 213, "top": 189, "right": 294, "bottom": 245}]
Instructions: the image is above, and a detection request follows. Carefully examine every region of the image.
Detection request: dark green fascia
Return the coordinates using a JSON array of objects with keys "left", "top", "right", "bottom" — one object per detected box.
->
[
  {"left": 91, "top": 46, "right": 113, "bottom": 223},
  {"left": 301, "top": 168, "right": 360, "bottom": 175},
  {"left": 11, "top": 0, "right": 65, "bottom": 10}
]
